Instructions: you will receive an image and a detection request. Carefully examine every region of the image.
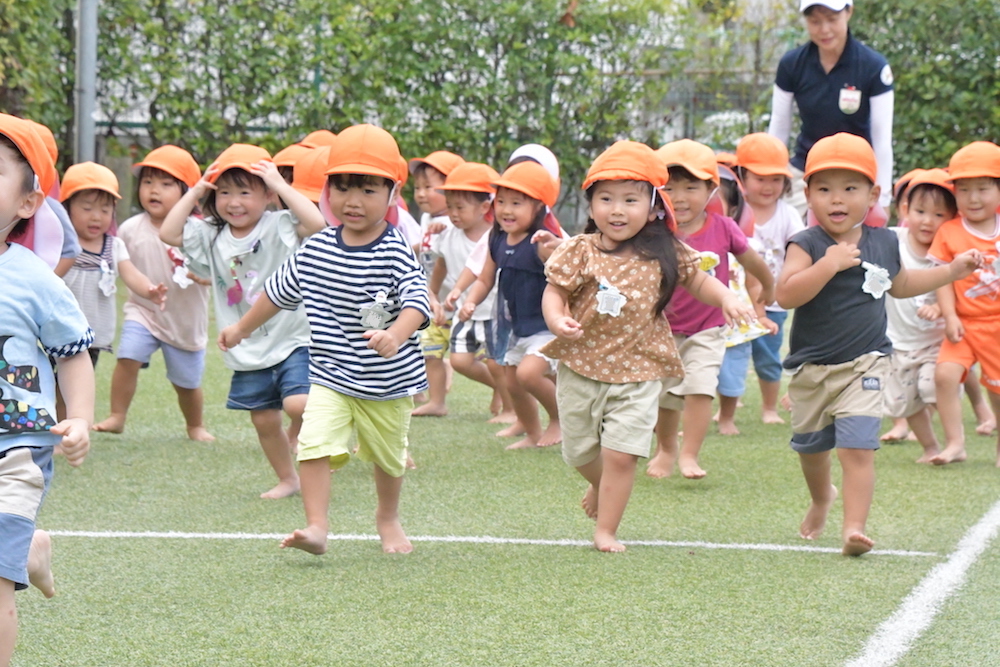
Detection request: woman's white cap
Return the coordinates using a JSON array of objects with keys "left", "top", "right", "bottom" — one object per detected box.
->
[
  {"left": 800, "top": 0, "right": 852, "bottom": 11},
  {"left": 508, "top": 144, "right": 560, "bottom": 182}
]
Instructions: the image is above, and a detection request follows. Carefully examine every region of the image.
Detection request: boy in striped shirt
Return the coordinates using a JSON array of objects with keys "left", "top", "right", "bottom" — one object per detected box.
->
[{"left": 219, "top": 125, "right": 430, "bottom": 555}]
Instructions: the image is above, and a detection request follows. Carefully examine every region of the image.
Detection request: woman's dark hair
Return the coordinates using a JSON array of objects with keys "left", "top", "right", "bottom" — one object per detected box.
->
[
  {"left": 137, "top": 166, "right": 189, "bottom": 197},
  {"left": 202, "top": 168, "right": 267, "bottom": 229},
  {"left": 584, "top": 180, "right": 682, "bottom": 314},
  {"left": 489, "top": 186, "right": 547, "bottom": 243}
]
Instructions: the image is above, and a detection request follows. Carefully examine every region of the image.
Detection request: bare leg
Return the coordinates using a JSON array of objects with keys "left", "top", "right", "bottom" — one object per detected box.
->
[
  {"left": 250, "top": 409, "right": 300, "bottom": 499},
  {"left": 880, "top": 416, "right": 911, "bottom": 442},
  {"left": 907, "top": 407, "right": 941, "bottom": 463},
  {"left": 798, "top": 451, "right": 837, "bottom": 540},
  {"left": 759, "top": 379, "right": 785, "bottom": 424},
  {"left": 678, "top": 394, "right": 713, "bottom": 478},
  {"left": 966, "top": 368, "right": 997, "bottom": 435},
  {"left": 281, "top": 457, "right": 330, "bottom": 554},
  {"left": 931, "top": 362, "right": 968, "bottom": 465},
  {"left": 647, "top": 407, "right": 679, "bottom": 478},
  {"left": 412, "top": 357, "right": 448, "bottom": 416},
  {"left": 989, "top": 391, "right": 1000, "bottom": 467},
  {"left": 0, "top": 578, "right": 15, "bottom": 667},
  {"left": 716, "top": 394, "right": 740, "bottom": 435},
  {"left": 576, "top": 456, "right": 602, "bottom": 520},
  {"left": 27, "top": 530, "right": 55, "bottom": 598},
  {"left": 94, "top": 358, "right": 143, "bottom": 433},
  {"left": 838, "top": 448, "right": 876, "bottom": 556},
  {"left": 283, "top": 394, "right": 306, "bottom": 454},
  {"left": 517, "top": 356, "right": 561, "bottom": 446},
  {"left": 174, "top": 385, "right": 215, "bottom": 441},
  {"left": 503, "top": 364, "right": 542, "bottom": 448},
  {"left": 373, "top": 464, "right": 412, "bottom": 553},
  {"left": 486, "top": 359, "right": 517, "bottom": 424},
  {"left": 593, "top": 449, "right": 638, "bottom": 552}
]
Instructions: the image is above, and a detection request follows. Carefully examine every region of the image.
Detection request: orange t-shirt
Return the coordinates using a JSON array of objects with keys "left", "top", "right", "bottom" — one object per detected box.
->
[{"left": 928, "top": 215, "right": 1000, "bottom": 320}]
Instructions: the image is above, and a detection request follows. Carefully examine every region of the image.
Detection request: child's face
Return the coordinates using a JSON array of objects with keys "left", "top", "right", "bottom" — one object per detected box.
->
[
  {"left": 138, "top": 172, "right": 184, "bottom": 223},
  {"left": 589, "top": 180, "right": 657, "bottom": 250},
  {"left": 445, "top": 192, "right": 490, "bottom": 231},
  {"left": 0, "top": 143, "right": 41, "bottom": 239},
  {"left": 68, "top": 190, "right": 115, "bottom": 243},
  {"left": 214, "top": 174, "right": 270, "bottom": 234},
  {"left": 743, "top": 171, "right": 785, "bottom": 209},
  {"left": 494, "top": 187, "right": 542, "bottom": 237},
  {"left": 327, "top": 177, "right": 393, "bottom": 237},
  {"left": 953, "top": 177, "right": 1000, "bottom": 226},
  {"left": 804, "top": 168, "right": 879, "bottom": 240},
  {"left": 663, "top": 175, "right": 713, "bottom": 228},
  {"left": 413, "top": 168, "right": 447, "bottom": 216},
  {"left": 907, "top": 190, "right": 953, "bottom": 247}
]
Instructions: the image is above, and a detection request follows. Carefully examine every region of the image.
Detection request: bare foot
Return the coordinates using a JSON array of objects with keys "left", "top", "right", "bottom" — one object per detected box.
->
[
  {"left": 761, "top": 410, "right": 785, "bottom": 425},
  {"left": 880, "top": 427, "right": 909, "bottom": 442},
  {"left": 780, "top": 393, "right": 793, "bottom": 411},
  {"left": 842, "top": 532, "right": 874, "bottom": 557},
  {"left": 487, "top": 410, "right": 518, "bottom": 425},
  {"left": 93, "top": 415, "right": 125, "bottom": 433},
  {"left": 505, "top": 436, "right": 540, "bottom": 450},
  {"left": 645, "top": 450, "right": 675, "bottom": 479},
  {"left": 799, "top": 485, "right": 838, "bottom": 540},
  {"left": 377, "top": 517, "right": 413, "bottom": 554},
  {"left": 678, "top": 455, "right": 706, "bottom": 479},
  {"left": 406, "top": 453, "right": 416, "bottom": 470},
  {"left": 538, "top": 422, "right": 562, "bottom": 447},
  {"left": 495, "top": 422, "right": 526, "bottom": 437},
  {"left": 280, "top": 526, "right": 328, "bottom": 554},
  {"left": 712, "top": 410, "right": 720, "bottom": 423},
  {"left": 489, "top": 390, "right": 503, "bottom": 416},
  {"left": 260, "top": 478, "right": 299, "bottom": 499},
  {"left": 412, "top": 402, "right": 448, "bottom": 417},
  {"left": 581, "top": 484, "right": 598, "bottom": 519},
  {"left": 413, "top": 391, "right": 427, "bottom": 404},
  {"left": 916, "top": 447, "right": 941, "bottom": 464},
  {"left": 976, "top": 417, "right": 997, "bottom": 436},
  {"left": 28, "top": 530, "right": 55, "bottom": 598},
  {"left": 594, "top": 530, "right": 626, "bottom": 553},
  {"left": 930, "top": 446, "right": 968, "bottom": 465},
  {"left": 188, "top": 426, "right": 216, "bottom": 442},
  {"left": 717, "top": 420, "right": 739, "bottom": 436}
]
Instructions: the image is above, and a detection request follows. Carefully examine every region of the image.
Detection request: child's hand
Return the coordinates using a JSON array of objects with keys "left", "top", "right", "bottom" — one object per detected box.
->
[
  {"left": 443, "top": 288, "right": 461, "bottom": 312},
  {"left": 426, "top": 221, "right": 448, "bottom": 235},
  {"left": 364, "top": 329, "right": 401, "bottom": 358},
  {"left": 720, "top": 293, "right": 756, "bottom": 328},
  {"left": 430, "top": 301, "right": 448, "bottom": 327},
  {"left": 51, "top": 418, "right": 90, "bottom": 467},
  {"left": 147, "top": 282, "right": 168, "bottom": 310},
  {"left": 916, "top": 303, "right": 942, "bottom": 321},
  {"left": 949, "top": 249, "right": 983, "bottom": 281},
  {"left": 945, "top": 315, "right": 965, "bottom": 344},
  {"left": 250, "top": 160, "right": 285, "bottom": 191},
  {"left": 550, "top": 316, "right": 583, "bottom": 340},
  {"left": 188, "top": 271, "right": 212, "bottom": 287},
  {"left": 760, "top": 316, "right": 779, "bottom": 336},
  {"left": 457, "top": 301, "right": 476, "bottom": 322},
  {"left": 824, "top": 242, "right": 861, "bottom": 272},
  {"left": 218, "top": 324, "right": 248, "bottom": 352},
  {"left": 192, "top": 164, "right": 219, "bottom": 199},
  {"left": 530, "top": 230, "right": 562, "bottom": 259},
  {"left": 756, "top": 283, "right": 776, "bottom": 309}
]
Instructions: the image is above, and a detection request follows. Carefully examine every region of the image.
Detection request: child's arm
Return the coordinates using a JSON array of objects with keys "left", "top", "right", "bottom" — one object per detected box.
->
[
  {"left": 745, "top": 272, "right": 779, "bottom": 335},
  {"left": 160, "top": 168, "right": 218, "bottom": 247},
  {"left": 936, "top": 283, "right": 964, "bottom": 343},
  {"left": 531, "top": 229, "right": 563, "bottom": 263},
  {"left": 54, "top": 256, "right": 75, "bottom": 278},
  {"left": 542, "top": 283, "right": 582, "bottom": 340},
  {"left": 457, "top": 254, "right": 498, "bottom": 322},
  {"left": 735, "top": 246, "right": 775, "bottom": 308},
  {"left": 683, "top": 270, "right": 756, "bottom": 327},
  {"left": 251, "top": 160, "right": 326, "bottom": 236},
  {"left": 428, "top": 257, "right": 448, "bottom": 325},
  {"left": 888, "top": 250, "right": 981, "bottom": 299},
  {"left": 444, "top": 266, "right": 478, "bottom": 311},
  {"left": 51, "top": 350, "right": 95, "bottom": 467},
  {"left": 776, "top": 242, "right": 859, "bottom": 309},
  {"left": 217, "top": 293, "right": 283, "bottom": 351},
  {"left": 364, "top": 307, "right": 427, "bottom": 359},
  {"left": 117, "top": 259, "right": 168, "bottom": 310}
]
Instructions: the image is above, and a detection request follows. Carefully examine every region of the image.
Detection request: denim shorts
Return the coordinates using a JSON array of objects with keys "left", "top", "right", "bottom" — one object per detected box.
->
[
  {"left": 0, "top": 447, "right": 53, "bottom": 590},
  {"left": 751, "top": 310, "right": 788, "bottom": 384},
  {"left": 718, "top": 341, "right": 752, "bottom": 398},
  {"left": 117, "top": 320, "right": 206, "bottom": 390},
  {"left": 226, "top": 346, "right": 310, "bottom": 411}
]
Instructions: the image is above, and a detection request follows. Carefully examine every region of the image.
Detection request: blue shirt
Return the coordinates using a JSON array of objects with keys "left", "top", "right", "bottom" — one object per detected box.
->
[{"left": 775, "top": 32, "right": 893, "bottom": 171}]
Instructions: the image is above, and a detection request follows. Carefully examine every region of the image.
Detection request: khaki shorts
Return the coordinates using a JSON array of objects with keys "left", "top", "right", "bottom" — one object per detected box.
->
[
  {"left": 420, "top": 320, "right": 451, "bottom": 360},
  {"left": 885, "top": 343, "right": 940, "bottom": 418},
  {"left": 557, "top": 364, "right": 660, "bottom": 467},
  {"left": 296, "top": 384, "right": 413, "bottom": 478},
  {"left": 659, "top": 326, "right": 726, "bottom": 410},
  {"left": 788, "top": 354, "right": 889, "bottom": 454}
]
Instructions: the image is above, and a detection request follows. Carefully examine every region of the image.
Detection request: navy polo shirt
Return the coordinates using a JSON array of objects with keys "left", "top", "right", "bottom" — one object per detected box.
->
[{"left": 775, "top": 32, "right": 893, "bottom": 171}]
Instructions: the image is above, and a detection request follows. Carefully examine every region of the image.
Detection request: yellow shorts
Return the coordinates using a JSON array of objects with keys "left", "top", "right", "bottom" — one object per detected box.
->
[
  {"left": 296, "top": 384, "right": 413, "bottom": 477},
  {"left": 420, "top": 320, "right": 451, "bottom": 360}
]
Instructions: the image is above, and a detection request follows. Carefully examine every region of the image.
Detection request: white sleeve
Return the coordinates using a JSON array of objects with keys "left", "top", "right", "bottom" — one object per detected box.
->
[
  {"left": 767, "top": 86, "right": 795, "bottom": 145},
  {"left": 870, "top": 91, "right": 895, "bottom": 207}
]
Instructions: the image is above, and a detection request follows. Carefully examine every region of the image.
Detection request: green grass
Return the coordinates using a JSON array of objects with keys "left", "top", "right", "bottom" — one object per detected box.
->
[{"left": 13, "top": 340, "right": 1000, "bottom": 666}]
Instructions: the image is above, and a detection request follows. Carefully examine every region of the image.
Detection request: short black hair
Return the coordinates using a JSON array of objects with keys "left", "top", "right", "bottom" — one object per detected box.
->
[
  {"left": 65, "top": 189, "right": 118, "bottom": 209},
  {"left": 907, "top": 183, "right": 957, "bottom": 218},
  {"left": 444, "top": 189, "right": 491, "bottom": 205},
  {"left": 667, "top": 165, "right": 713, "bottom": 186},
  {"left": 411, "top": 163, "right": 445, "bottom": 182},
  {"left": 328, "top": 173, "right": 394, "bottom": 190}
]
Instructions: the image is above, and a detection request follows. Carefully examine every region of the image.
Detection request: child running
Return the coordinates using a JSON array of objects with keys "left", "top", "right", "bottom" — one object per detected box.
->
[
  {"left": 542, "top": 141, "right": 755, "bottom": 552},
  {"left": 459, "top": 161, "right": 563, "bottom": 449},
  {"left": 776, "top": 133, "right": 980, "bottom": 555},
  {"left": 161, "top": 143, "right": 326, "bottom": 498},
  {"left": 219, "top": 124, "right": 429, "bottom": 554}
]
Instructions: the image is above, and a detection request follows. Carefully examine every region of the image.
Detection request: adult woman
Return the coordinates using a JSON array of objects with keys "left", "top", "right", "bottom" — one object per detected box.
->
[{"left": 767, "top": 0, "right": 894, "bottom": 218}]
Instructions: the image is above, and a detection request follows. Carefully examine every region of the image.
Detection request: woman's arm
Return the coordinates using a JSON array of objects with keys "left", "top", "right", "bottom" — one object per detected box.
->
[
  {"left": 870, "top": 91, "right": 895, "bottom": 208},
  {"left": 767, "top": 86, "right": 795, "bottom": 145}
]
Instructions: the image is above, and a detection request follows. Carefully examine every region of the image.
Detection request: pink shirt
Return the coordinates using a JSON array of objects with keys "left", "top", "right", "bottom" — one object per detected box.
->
[{"left": 666, "top": 212, "right": 749, "bottom": 336}]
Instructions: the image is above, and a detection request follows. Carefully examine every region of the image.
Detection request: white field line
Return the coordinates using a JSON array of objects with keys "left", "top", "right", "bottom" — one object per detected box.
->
[
  {"left": 845, "top": 499, "right": 1000, "bottom": 667},
  {"left": 48, "top": 530, "right": 938, "bottom": 557}
]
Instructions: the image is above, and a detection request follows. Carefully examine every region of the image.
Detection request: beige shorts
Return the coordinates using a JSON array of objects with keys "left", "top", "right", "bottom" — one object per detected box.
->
[
  {"left": 296, "top": 384, "right": 413, "bottom": 477},
  {"left": 557, "top": 364, "right": 660, "bottom": 467},
  {"left": 659, "top": 326, "right": 726, "bottom": 410},
  {"left": 885, "top": 343, "right": 940, "bottom": 418},
  {"left": 788, "top": 354, "right": 889, "bottom": 454}
]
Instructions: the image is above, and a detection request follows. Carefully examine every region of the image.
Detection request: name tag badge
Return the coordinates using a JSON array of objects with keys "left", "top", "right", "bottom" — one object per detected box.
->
[
  {"left": 596, "top": 281, "right": 626, "bottom": 317},
  {"left": 98, "top": 259, "right": 117, "bottom": 297},
  {"left": 862, "top": 377, "right": 881, "bottom": 391},
  {"left": 861, "top": 261, "right": 892, "bottom": 300},
  {"left": 839, "top": 86, "right": 862, "bottom": 115},
  {"left": 360, "top": 290, "right": 392, "bottom": 330}
]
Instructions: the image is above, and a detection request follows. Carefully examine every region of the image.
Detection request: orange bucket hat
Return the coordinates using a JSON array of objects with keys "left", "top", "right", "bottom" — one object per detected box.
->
[
  {"left": 735, "top": 133, "right": 793, "bottom": 178},
  {"left": 656, "top": 139, "right": 720, "bottom": 186},
  {"left": 947, "top": 141, "right": 1000, "bottom": 181},
  {"left": 25, "top": 120, "right": 58, "bottom": 165},
  {"left": 492, "top": 161, "right": 560, "bottom": 209},
  {"left": 60, "top": 162, "right": 121, "bottom": 202},
  {"left": 803, "top": 132, "right": 877, "bottom": 183},
  {"left": 583, "top": 140, "right": 676, "bottom": 231},
  {"left": 906, "top": 168, "right": 955, "bottom": 196},
  {"left": 292, "top": 146, "right": 331, "bottom": 204},
  {"left": 715, "top": 152, "right": 737, "bottom": 169},
  {"left": 324, "top": 124, "right": 401, "bottom": 181},
  {"left": 893, "top": 168, "right": 926, "bottom": 201},
  {"left": 0, "top": 113, "right": 55, "bottom": 195},
  {"left": 133, "top": 145, "right": 201, "bottom": 188},
  {"left": 208, "top": 144, "right": 272, "bottom": 184},
  {"left": 408, "top": 150, "right": 464, "bottom": 177},
  {"left": 300, "top": 129, "right": 337, "bottom": 148},
  {"left": 273, "top": 143, "right": 311, "bottom": 168},
  {"left": 439, "top": 162, "right": 501, "bottom": 194}
]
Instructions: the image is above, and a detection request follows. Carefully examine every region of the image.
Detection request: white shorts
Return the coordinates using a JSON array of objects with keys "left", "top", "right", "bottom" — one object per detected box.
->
[{"left": 504, "top": 331, "right": 558, "bottom": 374}]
